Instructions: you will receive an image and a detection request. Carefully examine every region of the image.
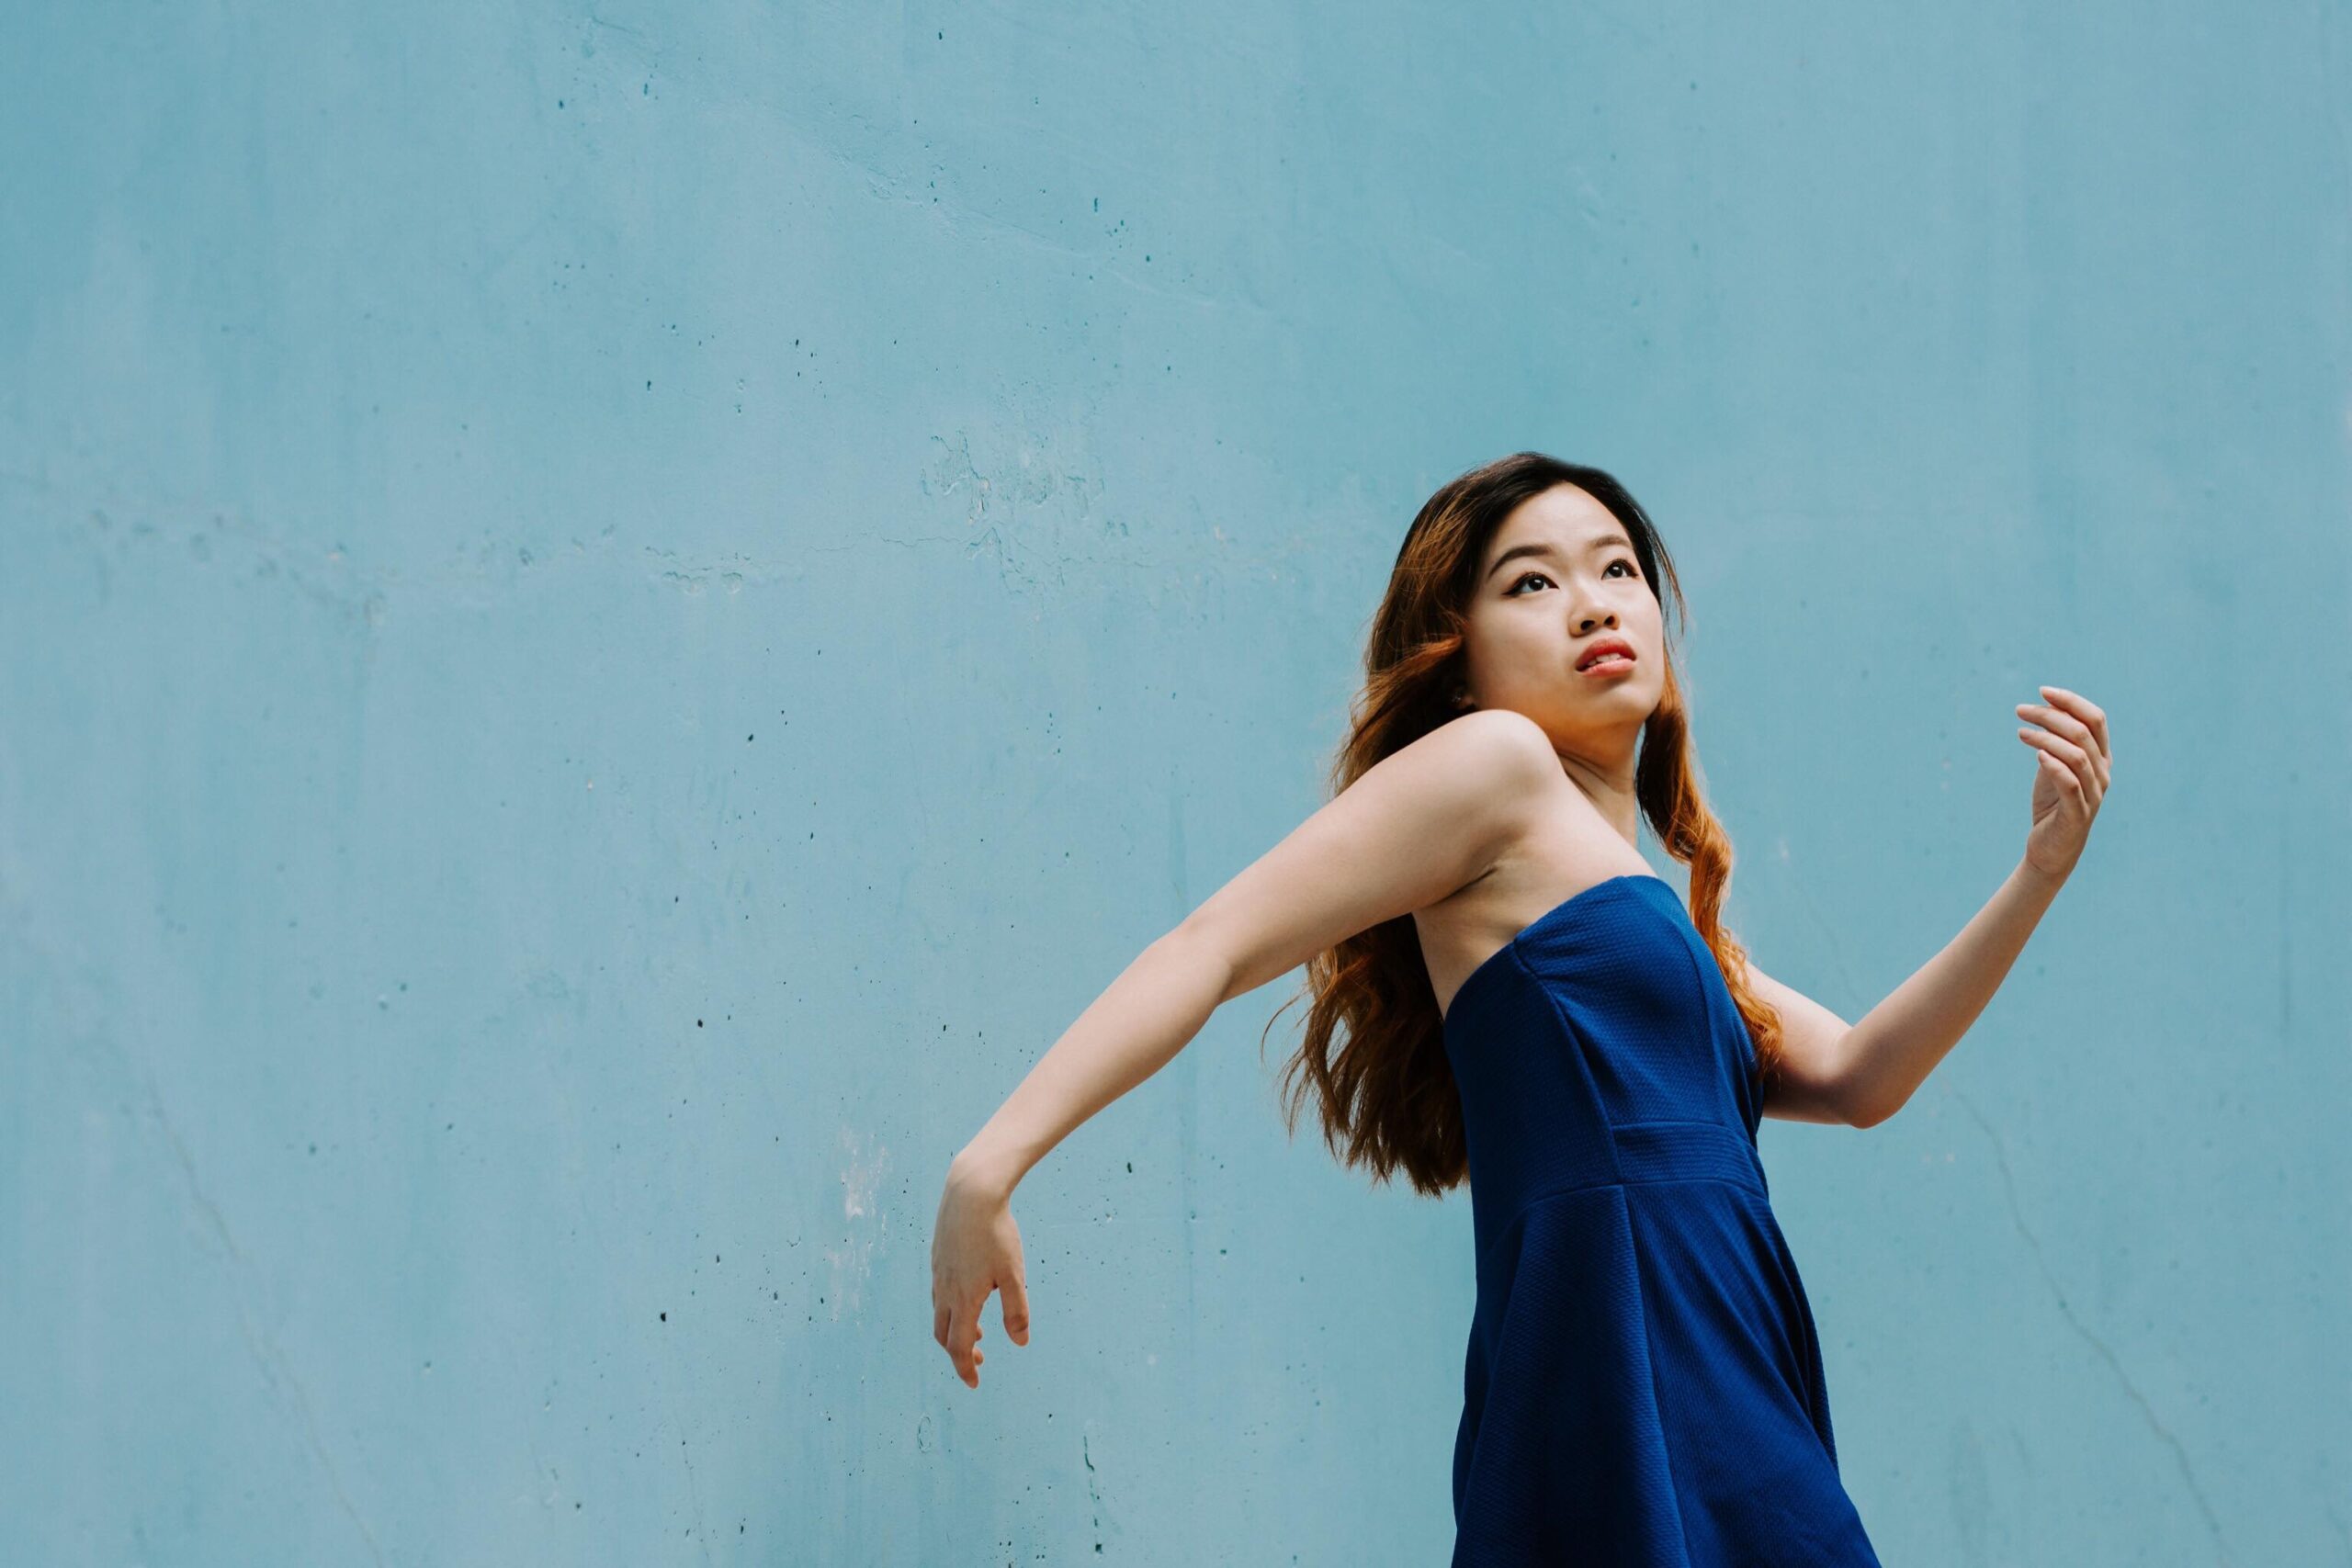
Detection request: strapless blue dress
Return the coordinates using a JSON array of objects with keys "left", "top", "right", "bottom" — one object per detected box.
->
[{"left": 1441, "top": 873, "right": 1881, "bottom": 1565}]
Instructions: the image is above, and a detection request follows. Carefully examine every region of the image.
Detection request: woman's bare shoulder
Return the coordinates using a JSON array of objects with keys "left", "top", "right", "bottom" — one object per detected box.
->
[{"left": 1180, "top": 711, "right": 1559, "bottom": 1002}]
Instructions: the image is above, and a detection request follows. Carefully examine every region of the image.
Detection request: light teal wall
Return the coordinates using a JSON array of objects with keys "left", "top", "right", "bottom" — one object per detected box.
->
[{"left": 5, "top": 3, "right": 2346, "bottom": 1562}]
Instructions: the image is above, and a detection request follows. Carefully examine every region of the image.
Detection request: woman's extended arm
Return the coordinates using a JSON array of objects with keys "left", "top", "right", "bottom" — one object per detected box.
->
[
  {"left": 1813, "top": 860, "right": 2066, "bottom": 1126},
  {"left": 927, "top": 708, "right": 1561, "bottom": 1388},
  {"left": 1819, "top": 684, "right": 2113, "bottom": 1128}
]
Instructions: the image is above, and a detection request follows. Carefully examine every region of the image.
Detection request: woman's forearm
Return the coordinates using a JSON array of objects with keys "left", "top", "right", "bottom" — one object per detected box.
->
[
  {"left": 948, "top": 925, "right": 1235, "bottom": 1199},
  {"left": 1835, "top": 859, "right": 2066, "bottom": 1127}
]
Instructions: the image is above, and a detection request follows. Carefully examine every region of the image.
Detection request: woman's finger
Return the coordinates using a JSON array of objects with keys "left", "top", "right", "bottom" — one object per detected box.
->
[
  {"left": 950, "top": 1296, "right": 981, "bottom": 1387},
  {"left": 2025, "top": 732, "right": 2092, "bottom": 811},
  {"left": 1001, "top": 1271, "right": 1032, "bottom": 1346},
  {"left": 2021, "top": 729, "right": 2088, "bottom": 803},
  {"left": 2037, "top": 747, "right": 2083, "bottom": 796},
  {"left": 2039, "top": 685, "right": 2111, "bottom": 764},
  {"left": 2018, "top": 726, "right": 2087, "bottom": 769},
  {"left": 2021, "top": 701, "right": 2108, "bottom": 792},
  {"left": 2015, "top": 700, "right": 2092, "bottom": 750}
]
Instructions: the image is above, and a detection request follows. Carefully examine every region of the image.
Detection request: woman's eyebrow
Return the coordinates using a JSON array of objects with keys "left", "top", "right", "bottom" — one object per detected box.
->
[{"left": 1482, "top": 535, "right": 1634, "bottom": 581}]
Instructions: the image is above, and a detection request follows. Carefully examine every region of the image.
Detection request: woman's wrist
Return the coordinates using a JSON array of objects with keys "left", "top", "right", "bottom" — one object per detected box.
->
[
  {"left": 2012, "top": 853, "right": 2070, "bottom": 902},
  {"left": 947, "top": 1138, "right": 1026, "bottom": 1202}
]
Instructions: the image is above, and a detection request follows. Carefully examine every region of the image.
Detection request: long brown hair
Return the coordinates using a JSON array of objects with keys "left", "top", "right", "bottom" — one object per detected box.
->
[{"left": 1263, "top": 452, "right": 1784, "bottom": 1196}]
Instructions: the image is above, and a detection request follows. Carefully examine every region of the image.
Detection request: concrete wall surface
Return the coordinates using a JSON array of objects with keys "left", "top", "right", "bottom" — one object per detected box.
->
[{"left": 3, "top": 3, "right": 2346, "bottom": 1563}]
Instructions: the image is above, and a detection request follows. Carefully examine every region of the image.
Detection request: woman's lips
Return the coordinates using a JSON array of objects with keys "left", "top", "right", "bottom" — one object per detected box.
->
[{"left": 1578, "top": 654, "right": 1635, "bottom": 677}]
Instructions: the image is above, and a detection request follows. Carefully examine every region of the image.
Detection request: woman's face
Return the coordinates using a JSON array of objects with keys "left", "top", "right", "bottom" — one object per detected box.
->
[{"left": 1459, "top": 483, "right": 1664, "bottom": 756}]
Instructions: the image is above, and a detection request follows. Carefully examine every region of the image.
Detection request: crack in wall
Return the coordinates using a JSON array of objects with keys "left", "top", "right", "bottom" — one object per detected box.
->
[
  {"left": 1763, "top": 855, "right": 2250, "bottom": 1558},
  {"left": 1951, "top": 1088, "right": 2236, "bottom": 1566},
  {"left": 140, "top": 1072, "right": 393, "bottom": 1568},
  {"left": 1, "top": 899, "right": 392, "bottom": 1566}
]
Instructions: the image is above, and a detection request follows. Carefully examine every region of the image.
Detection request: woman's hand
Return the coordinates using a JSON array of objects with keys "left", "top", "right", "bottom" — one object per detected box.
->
[
  {"left": 2016, "top": 684, "right": 2111, "bottom": 885},
  {"left": 930, "top": 1156, "right": 1031, "bottom": 1390}
]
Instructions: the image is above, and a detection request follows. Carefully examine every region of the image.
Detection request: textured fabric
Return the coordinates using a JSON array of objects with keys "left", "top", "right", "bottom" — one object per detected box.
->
[{"left": 1442, "top": 874, "right": 1881, "bottom": 1566}]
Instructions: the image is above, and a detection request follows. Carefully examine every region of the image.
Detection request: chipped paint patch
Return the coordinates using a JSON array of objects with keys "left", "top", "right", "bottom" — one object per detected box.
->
[{"left": 823, "top": 1125, "right": 889, "bottom": 1320}]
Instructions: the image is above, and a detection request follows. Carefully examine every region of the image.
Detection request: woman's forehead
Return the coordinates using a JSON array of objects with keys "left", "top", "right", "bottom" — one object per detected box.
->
[{"left": 1487, "top": 485, "right": 1631, "bottom": 561}]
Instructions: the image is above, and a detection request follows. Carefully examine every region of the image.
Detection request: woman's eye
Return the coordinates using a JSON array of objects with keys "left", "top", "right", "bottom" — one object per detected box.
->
[{"left": 1509, "top": 561, "right": 1634, "bottom": 594}]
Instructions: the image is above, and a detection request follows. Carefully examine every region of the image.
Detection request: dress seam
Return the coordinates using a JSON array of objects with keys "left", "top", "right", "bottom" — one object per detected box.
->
[
  {"left": 1481, "top": 1171, "right": 1768, "bottom": 1262},
  {"left": 1675, "top": 916, "right": 1765, "bottom": 1133}
]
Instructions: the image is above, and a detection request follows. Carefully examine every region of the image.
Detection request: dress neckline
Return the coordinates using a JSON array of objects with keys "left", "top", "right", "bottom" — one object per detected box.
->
[{"left": 1438, "top": 873, "right": 1672, "bottom": 1029}]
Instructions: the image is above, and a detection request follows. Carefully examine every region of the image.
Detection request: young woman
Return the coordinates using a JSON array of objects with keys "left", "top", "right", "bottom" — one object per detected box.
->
[{"left": 929, "top": 452, "right": 2111, "bottom": 1563}]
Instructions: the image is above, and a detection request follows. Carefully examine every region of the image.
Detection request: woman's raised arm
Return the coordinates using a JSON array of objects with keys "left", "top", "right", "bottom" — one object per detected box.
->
[
  {"left": 1826, "top": 685, "right": 2113, "bottom": 1128},
  {"left": 927, "top": 707, "right": 1558, "bottom": 1387}
]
